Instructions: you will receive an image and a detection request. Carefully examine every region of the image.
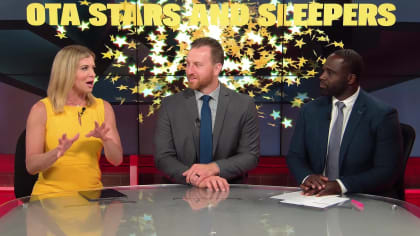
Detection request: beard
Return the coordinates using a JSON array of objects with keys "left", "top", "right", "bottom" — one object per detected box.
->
[
  {"left": 187, "top": 74, "right": 213, "bottom": 91},
  {"left": 188, "top": 79, "right": 200, "bottom": 90},
  {"left": 320, "top": 80, "right": 347, "bottom": 98}
]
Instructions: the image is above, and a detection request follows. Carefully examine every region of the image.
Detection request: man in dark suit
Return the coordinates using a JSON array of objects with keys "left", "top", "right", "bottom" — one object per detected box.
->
[
  {"left": 287, "top": 49, "right": 403, "bottom": 196},
  {"left": 154, "top": 37, "right": 259, "bottom": 191}
]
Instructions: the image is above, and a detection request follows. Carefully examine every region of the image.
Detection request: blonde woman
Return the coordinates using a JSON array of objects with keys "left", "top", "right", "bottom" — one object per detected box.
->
[{"left": 26, "top": 45, "right": 123, "bottom": 196}]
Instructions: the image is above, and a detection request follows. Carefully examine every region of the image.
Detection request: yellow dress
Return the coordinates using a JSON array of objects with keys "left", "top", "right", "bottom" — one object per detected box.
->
[{"left": 31, "top": 97, "right": 105, "bottom": 196}]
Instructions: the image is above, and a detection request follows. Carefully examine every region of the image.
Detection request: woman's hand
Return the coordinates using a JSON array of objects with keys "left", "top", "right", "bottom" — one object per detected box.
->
[
  {"left": 86, "top": 121, "right": 111, "bottom": 141},
  {"left": 57, "top": 133, "right": 79, "bottom": 157}
]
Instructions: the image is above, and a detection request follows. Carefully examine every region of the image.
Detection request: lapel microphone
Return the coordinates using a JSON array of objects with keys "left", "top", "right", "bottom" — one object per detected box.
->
[{"left": 78, "top": 107, "right": 86, "bottom": 118}]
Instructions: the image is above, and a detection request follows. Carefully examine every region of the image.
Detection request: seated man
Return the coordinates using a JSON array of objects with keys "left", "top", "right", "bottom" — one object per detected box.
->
[
  {"left": 287, "top": 49, "right": 403, "bottom": 197},
  {"left": 154, "top": 37, "right": 260, "bottom": 191}
]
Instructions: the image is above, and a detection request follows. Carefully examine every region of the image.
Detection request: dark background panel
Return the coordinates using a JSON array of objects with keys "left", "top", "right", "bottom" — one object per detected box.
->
[
  {"left": 280, "top": 104, "right": 300, "bottom": 156},
  {"left": 257, "top": 103, "right": 281, "bottom": 156},
  {"left": 139, "top": 104, "right": 157, "bottom": 155},
  {"left": 113, "top": 104, "right": 139, "bottom": 155}
]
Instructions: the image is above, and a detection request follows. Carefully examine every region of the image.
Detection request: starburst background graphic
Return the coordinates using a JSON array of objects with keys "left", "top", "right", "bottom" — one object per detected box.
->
[{"left": 54, "top": 0, "right": 343, "bottom": 131}]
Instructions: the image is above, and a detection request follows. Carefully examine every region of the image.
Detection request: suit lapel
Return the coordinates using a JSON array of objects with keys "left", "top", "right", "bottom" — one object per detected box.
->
[
  {"left": 339, "top": 91, "right": 367, "bottom": 169},
  {"left": 212, "top": 86, "right": 230, "bottom": 155},
  {"left": 183, "top": 89, "right": 200, "bottom": 160},
  {"left": 319, "top": 97, "right": 332, "bottom": 169}
]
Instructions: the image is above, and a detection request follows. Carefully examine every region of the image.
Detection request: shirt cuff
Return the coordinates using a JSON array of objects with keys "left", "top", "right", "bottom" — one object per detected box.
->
[
  {"left": 302, "top": 175, "right": 309, "bottom": 184},
  {"left": 336, "top": 179, "right": 347, "bottom": 194}
]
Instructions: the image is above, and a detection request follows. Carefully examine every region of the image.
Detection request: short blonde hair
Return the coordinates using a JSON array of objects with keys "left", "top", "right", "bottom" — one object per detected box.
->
[{"left": 47, "top": 45, "right": 96, "bottom": 113}]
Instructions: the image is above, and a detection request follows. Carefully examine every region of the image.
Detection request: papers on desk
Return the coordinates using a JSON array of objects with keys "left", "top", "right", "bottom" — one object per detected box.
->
[{"left": 271, "top": 191, "right": 349, "bottom": 209}]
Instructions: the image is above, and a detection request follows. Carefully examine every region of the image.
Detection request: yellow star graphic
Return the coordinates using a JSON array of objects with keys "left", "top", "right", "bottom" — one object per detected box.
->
[
  {"left": 231, "top": 44, "right": 241, "bottom": 58},
  {"left": 138, "top": 83, "right": 147, "bottom": 94},
  {"left": 259, "top": 27, "right": 269, "bottom": 37},
  {"left": 297, "top": 57, "right": 308, "bottom": 68},
  {"left": 329, "top": 41, "right": 344, "bottom": 48},
  {"left": 259, "top": 50, "right": 270, "bottom": 58},
  {"left": 130, "top": 86, "right": 138, "bottom": 94},
  {"left": 254, "top": 57, "right": 268, "bottom": 69},
  {"left": 283, "top": 33, "right": 293, "bottom": 41},
  {"left": 285, "top": 77, "right": 296, "bottom": 86},
  {"left": 306, "top": 69, "right": 317, "bottom": 77},
  {"left": 128, "top": 40, "right": 136, "bottom": 49},
  {"left": 253, "top": 80, "right": 261, "bottom": 88},
  {"left": 101, "top": 50, "right": 113, "bottom": 59},
  {"left": 138, "top": 113, "right": 144, "bottom": 123},
  {"left": 245, "top": 39, "right": 254, "bottom": 47},
  {"left": 55, "top": 32, "right": 67, "bottom": 39},
  {"left": 154, "top": 91, "right": 162, "bottom": 97},
  {"left": 291, "top": 98, "right": 304, "bottom": 108},
  {"left": 149, "top": 77, "right": 159, "bottom": 84},
  {"left": 117, "top": 85, "right": 128, "bottom": 91},
  {"left": 246, "top": 48, "right": 254, "bottom": 57},
  {"left": 261, "top": 86, "right": 269, "bottom": 93},
  {"left": 317, "top": 57, "right": 326, "bottom": 64},
  {"left": 303, "top": 28, "right": 313, "bottom": 36},
  {"left": 79, "top": 0, "right": 90, "bottom": 6},
  {"left": 295, "top": 38, "right": 306, "bottom": 49},
  {"left": 111, "top": 76, "right": 121, "bottom": 84},
  {"left": 192, "top": 29, "right": 204, "bottom": 40},
  {"left": 317, "top": 36, "right": 330, "bottom": 42},
  {"left": 224, "top": 26, "right": 235, "bottom": 37},
  {"left": 113, "top": 49, "right": 122, "bottom": 58},
  {"left": 153, "top": 98, "right": 161, "bottom": 105},
  {"left": 158, "top": 34, "right": 168, "bottom": 41},
  {"left": 120, "top": 0, "right": 132, "bottom": 10},
  {"left": 147, "top": 106, "right": 155, "bottom": 117},
  {"left": 247, "top": 21, "right": 257, "bottom": 31}
]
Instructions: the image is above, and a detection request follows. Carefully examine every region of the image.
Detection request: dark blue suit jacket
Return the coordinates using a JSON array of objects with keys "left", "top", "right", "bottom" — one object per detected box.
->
[{"left": 287, "top": 90, "right": 403, "bottom": 194}]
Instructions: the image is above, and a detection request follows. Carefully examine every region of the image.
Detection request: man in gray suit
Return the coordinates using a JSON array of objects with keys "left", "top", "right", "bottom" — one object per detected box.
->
[{"left": 154, "top": 37, "right": 260, "bottom": 191}]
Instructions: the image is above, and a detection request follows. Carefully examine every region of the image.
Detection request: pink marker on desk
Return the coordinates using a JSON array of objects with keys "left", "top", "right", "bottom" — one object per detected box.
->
[{"left": 351, "top": 199, "right": 364, "bottom": 211}]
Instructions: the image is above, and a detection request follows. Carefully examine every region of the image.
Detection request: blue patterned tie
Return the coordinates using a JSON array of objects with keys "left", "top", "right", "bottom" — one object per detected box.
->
[
  {"left": 326, "top": 101, "right": 345, "bottom": 180},
  {"left": 199, "top": 95, "right": 212, "bottom": 164}
]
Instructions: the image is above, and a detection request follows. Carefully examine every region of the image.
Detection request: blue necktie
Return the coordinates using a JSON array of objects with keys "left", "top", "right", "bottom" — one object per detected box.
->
[
  {"left": 326, "top": 101, "right": 345, "bottom": 180},
  {"left": 199, "top": 95, "right": 212, "bottom": 164}
]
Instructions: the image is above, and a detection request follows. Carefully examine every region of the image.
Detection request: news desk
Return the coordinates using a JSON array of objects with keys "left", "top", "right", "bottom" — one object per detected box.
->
[{"left": 1, "top": 184, "right": 419, "bottom": 235}]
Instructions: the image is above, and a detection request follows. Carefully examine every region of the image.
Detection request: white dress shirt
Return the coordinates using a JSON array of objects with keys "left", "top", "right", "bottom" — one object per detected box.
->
[
  {"left": 302, "top": 87, "right": 361, "bottom": 194},
  {"left": 327, "top": 86, "right": 360, "bottom": 193},
  {"left": 194, "top": 83, "right": 220, "bottom": 131}
]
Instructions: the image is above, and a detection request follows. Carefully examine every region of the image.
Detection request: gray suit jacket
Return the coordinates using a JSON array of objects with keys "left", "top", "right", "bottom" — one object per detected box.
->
[{"left": 154, "top": 85, "right": 260, "bottom": 184}]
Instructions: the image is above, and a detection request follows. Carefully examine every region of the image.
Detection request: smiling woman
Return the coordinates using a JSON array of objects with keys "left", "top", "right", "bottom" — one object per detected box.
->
[{"left": 25, "top": 45, "right": 123, "bottom": 198}]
